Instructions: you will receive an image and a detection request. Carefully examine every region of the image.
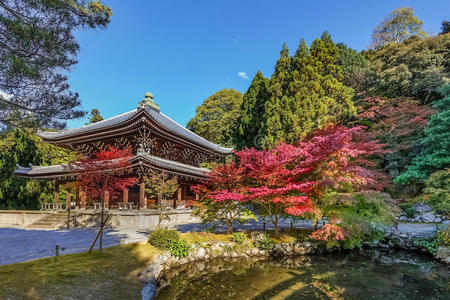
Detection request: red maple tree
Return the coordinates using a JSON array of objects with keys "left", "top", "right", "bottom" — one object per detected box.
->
[
  {"left": 195, "top": 125, "right": 385, "bottom": 235},
  {"left": 72, "top": 146, "right": 138, "bottom": 252}
]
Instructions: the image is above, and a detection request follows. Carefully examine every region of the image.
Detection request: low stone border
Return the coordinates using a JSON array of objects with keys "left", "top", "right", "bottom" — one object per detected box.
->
[{"left": 138, "top": 232, "right": 449, "bottom": 299}]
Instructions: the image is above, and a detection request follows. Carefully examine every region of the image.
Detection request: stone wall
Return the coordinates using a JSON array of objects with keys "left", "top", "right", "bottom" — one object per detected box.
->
[
  {"left": 74, "top": 210, "right": 200, "bottom": 229},
  {"left": 0, "top": 209, "right": 200, "bottom": 229},
  {"left": 0, "top": 210, "right": 47, "bottom": 227}
]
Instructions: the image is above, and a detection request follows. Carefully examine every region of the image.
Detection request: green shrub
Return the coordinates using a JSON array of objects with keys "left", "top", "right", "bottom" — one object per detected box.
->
[
  {"left": 148, "top": 228, "right": 180, "bottom": 250},
  {"left": 424, "top": 169, "right": 450, "bottom": 216},
  {"left": 436, "top": 228, "right": 450, "bottom": 247},
  {"left": 169, "top": 239, "right": 190, "bottom": 258},
  {"left": 404, "top": 207, "right": 417, "bottom": 217},
  {"left": 399, "top": 203, "right": 416, "bottom": 217},
  {"left": 231, "top": 232, "right": 246, "bottom": 244},
  {"left": 414, "top": 228, "right": 450, "bottom": 255},
  {"left": 415, "top": 237, "right": 438, "bottom": 254},
  {"left": 253, "top": 233, "right": 273, "bottom": 250}
]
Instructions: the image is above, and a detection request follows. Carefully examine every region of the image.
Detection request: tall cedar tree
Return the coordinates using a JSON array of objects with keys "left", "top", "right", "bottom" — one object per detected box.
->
[
  {"left": 233, "top": 71, "right": 270, "bottom": 150},
  {"left": 73, "top": 147, "right": 137, "bottom": 252},
  {"left": 395, "top": 85, "right": 450, "bottom": 186},
  {"left": 0, "top": 0, "right": 112, "bottom": 128},
  {"left": 263, "top": 43, "right": 292, "bottom": 148},
  {"left": 262, "top": 33, "right": 355, "bottom": 149}
]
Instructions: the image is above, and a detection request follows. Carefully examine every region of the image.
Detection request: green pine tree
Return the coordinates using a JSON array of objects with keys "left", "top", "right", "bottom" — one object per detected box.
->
[{"left": 233, "top": 71, "right": 270, "bottom": 150}]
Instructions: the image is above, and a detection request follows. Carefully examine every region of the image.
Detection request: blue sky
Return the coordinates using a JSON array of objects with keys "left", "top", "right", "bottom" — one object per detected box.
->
[{"left": 67, "top": 0, "right": 449, "bottom": 128}]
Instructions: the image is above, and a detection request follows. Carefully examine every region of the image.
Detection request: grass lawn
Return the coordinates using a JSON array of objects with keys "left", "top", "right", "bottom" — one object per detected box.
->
[
  {"left": 0, "top": 229, "right": 313, "bottom": 299},
  {"left": 0, "top": 243, "right": 160, "bottom": 300}
]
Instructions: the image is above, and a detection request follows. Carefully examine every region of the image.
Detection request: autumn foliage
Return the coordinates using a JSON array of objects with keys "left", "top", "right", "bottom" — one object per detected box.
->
[
  {"left": 73, "top": 146, "right": 138, "bottom": 202},
  {"left": 195, "top": 125, "right": 385, "bottom": 235}
]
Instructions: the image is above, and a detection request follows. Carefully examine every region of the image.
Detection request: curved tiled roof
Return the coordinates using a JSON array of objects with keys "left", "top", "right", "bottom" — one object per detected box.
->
[
  {"left": 138, "top": 153, "right": 209, "bottom": 178},
  {"left": 38, "top": 106, "right": 232, "bottom": 154},
  {"left": 15, "top": 154, "right": 210, "bottom": 179}
]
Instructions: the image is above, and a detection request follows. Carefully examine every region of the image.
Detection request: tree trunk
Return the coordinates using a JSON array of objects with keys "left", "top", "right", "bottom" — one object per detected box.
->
[
  {"left": 313, "top": 220, "right": 319, "bottom": 231},
  {"left": 274, "top": 215, "right": 279, "bottom": 236},
  {"left": 99, "top": 197, "right": 104, "bottom": 254},
  {"left": 227, "top": 218, "right": 233, "bottom": 235}
]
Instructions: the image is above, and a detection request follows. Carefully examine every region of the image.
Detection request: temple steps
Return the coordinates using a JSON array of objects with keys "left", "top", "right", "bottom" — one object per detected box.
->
[{"left": 27, "top": 212, "right": 69, "bottom": 229}]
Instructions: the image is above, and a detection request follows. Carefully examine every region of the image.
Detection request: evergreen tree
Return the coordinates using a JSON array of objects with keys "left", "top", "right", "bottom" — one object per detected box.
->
[
  {"left": 336, "top": 43, "right": 370, "bottom": 92},
  {"left": 0, "top": 129, "right": 74, "bottom": 209},
  {"left": 395, "top": 85, "right": 450, "bottom": 185},
  {"left": 261, "top": 33, "right": 356, "bottom": 149},
  {"left": 309, "top": 32, "right": 355, "bottom": 125},
  {"left": 263, "top": 43, "right": 292, "bottom": 148},
  {"left": 233, "top": 71, "right": 270, "bottom": 150},
  {"left": 88, "top": 108, "right": 104, "bottom": 124}
]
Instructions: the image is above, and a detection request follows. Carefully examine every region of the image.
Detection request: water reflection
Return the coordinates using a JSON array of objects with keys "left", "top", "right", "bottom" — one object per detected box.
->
[{"left": 156, "top": 250, "right": 449, "bottom": 300}]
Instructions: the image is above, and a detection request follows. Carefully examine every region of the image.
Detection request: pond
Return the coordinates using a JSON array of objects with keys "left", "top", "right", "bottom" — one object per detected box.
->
[{"left": 156, "top": 250, "right": 449, "bottom": 300}]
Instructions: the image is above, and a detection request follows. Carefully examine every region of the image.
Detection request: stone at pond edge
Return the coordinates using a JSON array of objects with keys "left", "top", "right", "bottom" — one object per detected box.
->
[
  {"left": 142, "top": 283, "right": 157, "bottom": 300},
  {"left": 421, "top": 213, "right": 437, "bottom": 223},
  {"left": 435, "top": 247, "right": 450, "bottom": 264}
]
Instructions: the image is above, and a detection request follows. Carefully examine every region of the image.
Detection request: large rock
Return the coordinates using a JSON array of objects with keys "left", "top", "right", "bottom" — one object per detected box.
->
[
  {"left": 421, "top": 213, "right": 437, "bottom": 223},
  {"left": 413, "top": 203, "right": 432, "bottom": 213},
  {"left": 194, "top": 247, "right": 206, "bottom": 259},
  {"left": 435, "top": 247, "right": 450, "bottom": 264},
  {"left": 141, "top": 283, "right": 157, "bottom": 300}
]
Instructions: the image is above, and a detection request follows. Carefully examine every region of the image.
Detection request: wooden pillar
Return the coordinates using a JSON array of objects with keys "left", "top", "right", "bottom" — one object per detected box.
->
[
  {"left": 54, "top": 182, "right": 60, "bottom": 207},
  {"left": 104, "top": 191, "right": 109, "bottom": 209},
  {"left": 66, "top": 191, "right": 71, "bottom": 210},
  {"left": 176, "top": 186, "right": 182, "bottom": 209},
  {"left": 123, "top": 188, "right": 128, "bottom": 203},
  {"left": 139, "top": 182, "right": 145, "bottom": 209},
  {"left": 75, "top": 188, "right": 80, "bottom": 209},
  {"left": 80, "top": 191, "right": 86, "bottom": 209}
]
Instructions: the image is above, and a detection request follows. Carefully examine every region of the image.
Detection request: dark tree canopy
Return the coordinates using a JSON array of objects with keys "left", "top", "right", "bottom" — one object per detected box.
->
[
  {"left": 0, "top": 0, "right": 112, "bottom": 128},
  {"left": 336, "top": 43, "right": 370, "bottom": 92},
  {"left": 441, "top": 20, "right": 450, "bottom": 35},
  {"left": 0, "top": 129, "right": 74, "bottom": 209},
  {"left": 88, "top": 108, "right": 103, "bottom": 124},
  {"left": 187, "top": 88, "right": 243, "bottom": 147}
]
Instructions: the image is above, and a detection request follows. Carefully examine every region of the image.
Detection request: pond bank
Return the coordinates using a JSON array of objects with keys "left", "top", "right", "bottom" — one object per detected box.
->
[
  {"left": 139, "top": 229, "right": 450, "bottom": 300},
  {"left": 155, "top": 250, "right": 450, "bottom": 300}
]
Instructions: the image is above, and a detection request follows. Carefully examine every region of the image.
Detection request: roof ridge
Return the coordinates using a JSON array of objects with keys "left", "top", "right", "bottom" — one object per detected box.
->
[{"left": 157, "top": 110, "right": 233, "bottom": 151}]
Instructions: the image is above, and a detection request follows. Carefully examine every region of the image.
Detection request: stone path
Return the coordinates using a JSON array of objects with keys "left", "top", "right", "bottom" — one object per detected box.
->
[
  {"left": 0, "top": 220, "right": 443, "bottom": 266},
  {"left": 0, "top": 227, "right": 150, "bottom": 265},
  {"left": 396, "top": 222, "right": 439, "bottom": 238}
]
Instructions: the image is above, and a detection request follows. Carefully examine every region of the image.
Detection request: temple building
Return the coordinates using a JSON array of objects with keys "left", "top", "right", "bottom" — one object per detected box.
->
[{"left": 15, "top": 93, "right": 232, "bottom": 210}]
